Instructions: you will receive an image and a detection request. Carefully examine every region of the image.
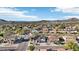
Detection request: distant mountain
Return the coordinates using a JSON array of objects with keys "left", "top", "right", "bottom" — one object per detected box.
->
[
  {"left": 0, "top": 18, "right": 79, "bottom": 25},
  {"left": 50, "top": 18, "right": 79, "bottom": 23},
  {"left": 0, "top": 19, "right": 8, "bottom": 24},
  {"left": 67, "top": 18, "right": 79, "bottom": 21},
  {"left": 0, "top": 19, "right": 15, "bottom": 24},
  {"left": 0, "top": 19, "right": 7, "bottom": 22}
]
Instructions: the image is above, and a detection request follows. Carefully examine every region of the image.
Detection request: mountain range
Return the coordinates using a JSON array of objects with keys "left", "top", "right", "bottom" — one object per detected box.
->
[{"left": 0, "top": 18, "right": 79, "bottom": 24}]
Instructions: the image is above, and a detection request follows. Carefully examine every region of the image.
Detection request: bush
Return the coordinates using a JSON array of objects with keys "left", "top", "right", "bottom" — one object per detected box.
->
[
  {"left": 29, "top": 45, "right": 35, "bottom": 51},
  {"left": 54, "top": 40, "right": 64, "bottom": 45},
  {"left": 59, "top": 24, "right": 65, "bottom": 29},
  {"left": 0, "top": 33, "right": 3, "bottom": 37},
  {"left": 55, "top": 37, "right": 65, "bottom": 45},
  {"left": 59, "top": 37, "right": 64, "bottom": 42},
  {"left": 64, "top": 40, "right": 79, "bottom": 51},
  {"left": 73, "top": 43, "right": 79, "bottom": 51}
]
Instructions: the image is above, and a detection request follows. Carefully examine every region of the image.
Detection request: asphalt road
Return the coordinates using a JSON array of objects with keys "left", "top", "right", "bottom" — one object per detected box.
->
[
  {"left": 16, "top": 42, "right": 28, "bottom": 51},
  {"left": 0, "top": 47, "right": 17, "bottom": 51},
  {"left": 35, "top": 45, "right": 64, "bottom": 51},
  {"left": 0, "top": 42, "right": 28, "bottom": 51}
]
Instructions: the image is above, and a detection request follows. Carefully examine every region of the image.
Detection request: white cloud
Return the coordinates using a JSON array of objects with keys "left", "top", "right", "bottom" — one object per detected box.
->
[
  {"left": 0, "top": 7, "right": 38, "bottom": 21},
  {"left": 0, "top": 0, "right": 79, "bottom": 7},
  {"left": 50, "top": 8, "right": 61, "bottom": 13},
  {"left": 40, "top": 18, "right": 57, "bottom": 21},
  {"left": 63, "top": 16, "right": 79, "bottom": 19},
  {"left": 54, "top": 7, "right": 79, "bottom": 14}
]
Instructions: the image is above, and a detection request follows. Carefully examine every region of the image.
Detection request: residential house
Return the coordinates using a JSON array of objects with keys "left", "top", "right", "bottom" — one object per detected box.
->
[
  {"left": 47, "top": 34, "right": 58, "bottom": 43},
  {"left": 42, "top": 27, "right": 48, "bottom": 33}
]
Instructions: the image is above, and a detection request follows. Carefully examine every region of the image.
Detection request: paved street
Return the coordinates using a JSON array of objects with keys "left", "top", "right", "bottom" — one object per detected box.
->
[
  {"left": 0, "top": 47, "right": 17, "bottom": 51},
  {"left": 0, "top": 42, "right": 28, "bottom": 51},
  {"left": 16, "top": 42, "right": 28, "bottom": 51},
  {"left": 35, "top": 44, "right": 64, "bottom": 51}
]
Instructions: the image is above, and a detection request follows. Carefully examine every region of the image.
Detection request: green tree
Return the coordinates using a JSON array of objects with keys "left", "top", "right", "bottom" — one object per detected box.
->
[
  {"left": 54, "top": 37, "right": 65, "bottom": 45},
  {"left": 64, "top": 40, "right": 79, "bottom": 51},
  {"left": 0, "top": 33, "right": 4, "bottom": 37},
  {"left": 59, "top": 24, "right": 65, "bottom": 29},
  {"left": 29, "top": 44, "right": 35, "bottom": 51}
]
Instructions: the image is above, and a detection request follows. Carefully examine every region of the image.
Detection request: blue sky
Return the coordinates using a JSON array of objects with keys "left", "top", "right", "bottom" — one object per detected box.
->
[{"left": 0, "top": 7, "right": 79, "bottom": 21}]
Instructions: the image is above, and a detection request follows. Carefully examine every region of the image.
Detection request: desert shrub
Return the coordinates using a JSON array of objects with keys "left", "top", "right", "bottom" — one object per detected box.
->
[
  {"left": 29, "top": 44, "right": 35, "bottom": 51},
  {"left": 64, "top": 40, "right": 79, "bottom": 51},
  {"left": 0, "top": 33, "right": 3, "bottom": 37}
]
